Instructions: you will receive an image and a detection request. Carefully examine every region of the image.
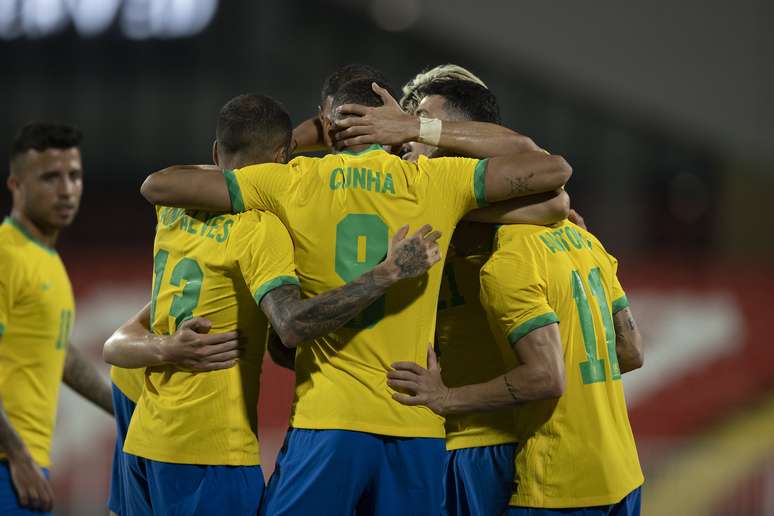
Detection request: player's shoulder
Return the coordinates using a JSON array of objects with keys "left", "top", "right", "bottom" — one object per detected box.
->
[
  {"left": 230, "top": 210, "right": 291, "bottom": 245},
  {"left": 0, "top": 219, "right": 54, "bottom": 262}
]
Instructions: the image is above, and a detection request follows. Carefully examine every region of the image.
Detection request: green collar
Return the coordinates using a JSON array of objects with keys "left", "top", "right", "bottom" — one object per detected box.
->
[
  {"left": 3, "top": 217, "right": 57, "bottom": 254},
  {"left": 338, "top": 144, "right": 385, "bottom": 156}
]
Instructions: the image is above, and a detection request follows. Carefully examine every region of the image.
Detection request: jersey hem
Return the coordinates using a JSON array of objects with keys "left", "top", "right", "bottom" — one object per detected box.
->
[
  {"left": 122, "top": 445, "right": 261, "bottom": 467},
  {"left": 446, "top": 435, "right": 518, "bottom": 451},
  {"left": 223, "top": 170, "right": 245, "bottom": 213},
  {"left": 290, "top": 417, "right": 445, "bottom": 438},
  {"left": 509, "top": 477, "right": 644, "bottom": 508},
  {"left": 507, "top": 312, "right": 559, "bottom": 345}
]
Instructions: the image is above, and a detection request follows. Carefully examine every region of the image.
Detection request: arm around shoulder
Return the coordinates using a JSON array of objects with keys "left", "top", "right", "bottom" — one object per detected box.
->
[
  {"left": 484, "top": 152, "right": 572, "bottom": 204},
  {"left": 141, "top": 165, "right": 232, "bottom": 212}
]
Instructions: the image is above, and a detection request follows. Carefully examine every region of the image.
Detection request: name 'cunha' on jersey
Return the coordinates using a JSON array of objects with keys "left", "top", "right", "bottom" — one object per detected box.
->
[{"left": 329, "top": 167, "right": 396, "bottom": 195}]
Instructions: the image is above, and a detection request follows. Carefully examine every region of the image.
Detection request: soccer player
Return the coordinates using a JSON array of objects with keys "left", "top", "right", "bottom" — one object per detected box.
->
[
  {"left": 139, "top": 77, "right": 572, "bottom": 514},
  {"left": 103, "top": 93, "right": 441, "bottom": 516},
  {"left": 400, "top": 73, "right": 569, "bottom": 516},
  {"left": 0, "top": 123, "right": 114, "bottom": 516},
  {"left": 291, "top": 64, "right": 391, "bottom": 153},
  {"left": 388, "top": 220, "right": 646, "bottom": 515}
]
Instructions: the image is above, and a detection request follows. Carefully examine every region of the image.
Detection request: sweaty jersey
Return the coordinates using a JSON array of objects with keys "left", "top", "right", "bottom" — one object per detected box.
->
[
  {"left": 123, "top": 206, "right": 298, "bottom": 466},
  {"left": 480, "top": 221, "right": 643, "bottom": 508},
  {"left": 0, "top": 217, "right": 75, "bottom": 467},
  {"left": 436, "top": 254, "right": 518, "bottom": 450},
  {"left": 226, "top": 145, "right": 487, "bottom": 437}
]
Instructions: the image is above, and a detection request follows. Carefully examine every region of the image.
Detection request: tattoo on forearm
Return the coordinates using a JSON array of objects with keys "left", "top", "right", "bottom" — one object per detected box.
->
[
  {"left": 508, "top": 172, "right": 535, "bottom": 195},
  {"left": 394, "top": 239, "right": 426, "bottom": 278},
  {"left": 504, "top": 375, "right": 519, "bottom": 402},
  {"left": 262, "top": 272, "right": 386, "bottom": 344},
  {"left": 626, "top": 314, "right": 636, "bottom": 331}
]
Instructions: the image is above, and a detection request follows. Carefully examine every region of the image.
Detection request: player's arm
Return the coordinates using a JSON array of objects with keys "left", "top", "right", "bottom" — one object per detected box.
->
[
  {"left": 334, "top": 83, "right": 539, "bottom": 157},
  {"left": 62, "top": 343, "right": 114, "bottom": 415},
  {"left": 102, "top": 303, "right": 241, "bottom": 372},
  {"left": 140, "top": 165, "right": 231, "bottom": 212},
  {"left": 388, "top": 324, "right": 565, "bottom": 415},
  {"left": 613, "top": 306, "right": 644, "bottom": 373},
  {"left": 464, "top": 189, "right": 570, "bottom": 225},
  {"left": 0, "top": 393, "right": 54, "bottom": 512},
  {"left": 260, "top": 224, "right": 443, "bottom": 348},
  {"left": 266, "top": 327, "right": 296, "bottom": 370},
  {"left": 292, "top": 116, "right": 327, "bottom": 153}
]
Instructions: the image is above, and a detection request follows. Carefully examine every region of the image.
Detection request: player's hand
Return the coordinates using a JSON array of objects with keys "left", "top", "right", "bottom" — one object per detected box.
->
[
  {"left": 568, "top": 209, "right": 587, "bottom": 230},
  {"left": 388, "top": 345, "right": 450, "bottom": 416},
  {"left": 161, "top": 317, "right": 242, "bottom": 372},
  {"left": 8, "top": 452, "right": 54, "bottom": 512},
  {"left": 381, "top": 224, "right": 442, "bottom": 282},
  {"left": 333, "top": 83, "right": 418, "bottom": 147}
]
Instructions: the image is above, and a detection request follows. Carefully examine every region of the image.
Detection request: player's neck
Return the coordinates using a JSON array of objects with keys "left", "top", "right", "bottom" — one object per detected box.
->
[
  {"left": 338, "top": 143, "right": 374, "bottom": 154},
  {"left": 9, "top": 208, "right": 59, "bottom": 248}
]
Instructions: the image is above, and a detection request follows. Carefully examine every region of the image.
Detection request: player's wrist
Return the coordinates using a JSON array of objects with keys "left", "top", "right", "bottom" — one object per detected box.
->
[
  {"left": 5, "top": 444, "right": 32, "bottom": 463},
  {"left": 372, "top": 260, "right": 401, "bottom": 287}
]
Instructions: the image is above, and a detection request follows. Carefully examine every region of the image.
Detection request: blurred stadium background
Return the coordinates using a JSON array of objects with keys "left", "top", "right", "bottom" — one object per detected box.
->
[{"left": 1, "top": 1, "right": 773, "bottom": 514}]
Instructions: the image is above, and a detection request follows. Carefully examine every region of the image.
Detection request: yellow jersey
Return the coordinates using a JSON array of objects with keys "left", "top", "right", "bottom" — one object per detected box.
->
[
  {"left": 436, "top": 254, "right": 518, "bottom": 450},
  {"left": 0, "top": 217, "right": 75, "bottom": 467},
  {"left": 123, "top": 207, "right": 298, "bottom": 465},
  {"left": 226, "top": 145, "right": 487, "bottom": 437},
  {"left": 110, "top": 366, "right": 143, "bottom": 403},
  {"left": 480, "top": 221, "right": 643, "bottom": 508}
]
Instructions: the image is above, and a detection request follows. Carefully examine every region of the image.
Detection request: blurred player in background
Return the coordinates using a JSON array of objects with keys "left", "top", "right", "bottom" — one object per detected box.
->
[
  {"left": 139, "top": 74, "right": 571, "bottom": 514},
  {"left": 388, "top": 215, "right": 646, "bottom": 515},
  {"left": 0, "top": 123, "right": 114, "bottom": 515},
  {"left": 103, "top": 93, "right": 441, "bottom": 516}
]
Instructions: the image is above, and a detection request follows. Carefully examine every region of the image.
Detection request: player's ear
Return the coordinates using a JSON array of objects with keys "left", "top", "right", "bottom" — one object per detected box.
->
[
  {"left": 274, "top": 143, "right": 289, "bottom": 164},
  {"left": 212, "top": 140, "right": 219, "bottom": 167}
]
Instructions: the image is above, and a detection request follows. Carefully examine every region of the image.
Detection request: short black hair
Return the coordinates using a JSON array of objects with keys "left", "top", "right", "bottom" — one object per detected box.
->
[
  {"left": 330, "top": 78, "right": 398, "bottom": 117},
  {"left": 416, "top": 80, "right": 501, "bottom": 124},
  {"left": 321, "top": 64, "right": 390, "bottom": 103},
  {"left": 10, "top": 122, "right": 83, "bottom": 161},
  {"left": 216, "top": 94, "right": 292, "bottom": 158}
]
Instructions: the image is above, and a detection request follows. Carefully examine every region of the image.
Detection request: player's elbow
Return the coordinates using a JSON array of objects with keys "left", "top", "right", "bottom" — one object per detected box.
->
[
  {"left": 140, "top": 171, "right": 171, "bottom": 205},
  {"left": 540, "top": 362, "right": 566, "bottom": 399},
  {"left": 102, "top": 338, "right": 119, "bottom": 366},
  {"left": 272, "top": 321, "right": 300, "bottom": 349},
  {"left": 506, "top": 134, "right": 540, "bottom": 154},
  {"left": 547, "top": 189, "right": 571, "bottom": 222}
]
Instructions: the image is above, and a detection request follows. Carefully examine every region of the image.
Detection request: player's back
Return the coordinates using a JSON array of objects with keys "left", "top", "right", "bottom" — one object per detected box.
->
[
  {"left": 0, "top": 218, "right": 74, "bottom": 467},
  {"left": 483, "top": 221, "right": 643, "bottom": 507},
  {"left": 229, "top": 145, "right": 486, "bottom": 437},
  {"left": 436, "top": 254, "right": 518, "bottom": 449},
  {"left": 124, "top": 207, "right": 294, "bottom": 466}
]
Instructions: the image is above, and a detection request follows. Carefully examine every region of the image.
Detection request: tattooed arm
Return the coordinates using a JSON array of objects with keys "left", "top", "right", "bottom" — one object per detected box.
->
[
  {"left": 613, "top": 307, "right": 644, "bottom": 373},
  {"left": 483, "top": 152, "right": 571, "bottom": 203},
  {"left": 388, "top": 324, "right": 565, "bottom": 415},
  {"left": 63, "top": 343, "right": 114, "bottom": 415},
  {"left": 261, "top": 224, "right": 443, "bottom": 348}
]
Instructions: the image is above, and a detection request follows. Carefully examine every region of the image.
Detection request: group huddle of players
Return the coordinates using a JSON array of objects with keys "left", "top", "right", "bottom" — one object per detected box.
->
[{"left": 0, "top": 63, "right": 645, "bottom": 516}]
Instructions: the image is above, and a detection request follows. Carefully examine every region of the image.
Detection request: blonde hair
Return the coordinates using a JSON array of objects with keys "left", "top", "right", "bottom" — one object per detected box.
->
[{"left": 400, "top": 64, "right": 488, "bottom": 113}]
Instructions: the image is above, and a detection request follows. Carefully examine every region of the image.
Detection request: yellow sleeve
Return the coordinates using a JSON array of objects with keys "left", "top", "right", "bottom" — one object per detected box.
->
[
  {"left": 420, "top": 156, "right": 488, "bottom": 217},
  {"left": 0, "top": 249, "right": 21, "bottom": 336},
  {"left": 224, "top": 162, "right": 294, "bottom": 215},
  {"left": 480, "top": 245, "right": 558, "bottom": 346},
  {"left": 229, "top": 212, "right": 300, "bottom": 305},
  {"left": 608, "top": 254, "right": 629, "bottom": 314}
]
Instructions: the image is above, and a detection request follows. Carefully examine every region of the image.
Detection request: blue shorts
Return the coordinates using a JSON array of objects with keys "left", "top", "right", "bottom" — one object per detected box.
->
[
  {"left": 442, "top": 443, "right": 517, "bottom": 516},
  {"left": 505, "top": 486, "right": 642, "bottom": 516},
  {"left": 261, "top": 428, "right": 446, "bottom": 516},
  {"left": 108, "top": 383, "right": 137, "bottom": 515},
  {"left": 0, "top": 460, "right": 51, "bottom": 516},
  {"left": 124, "top": 457, "right": 264, "bottom": 516}
]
